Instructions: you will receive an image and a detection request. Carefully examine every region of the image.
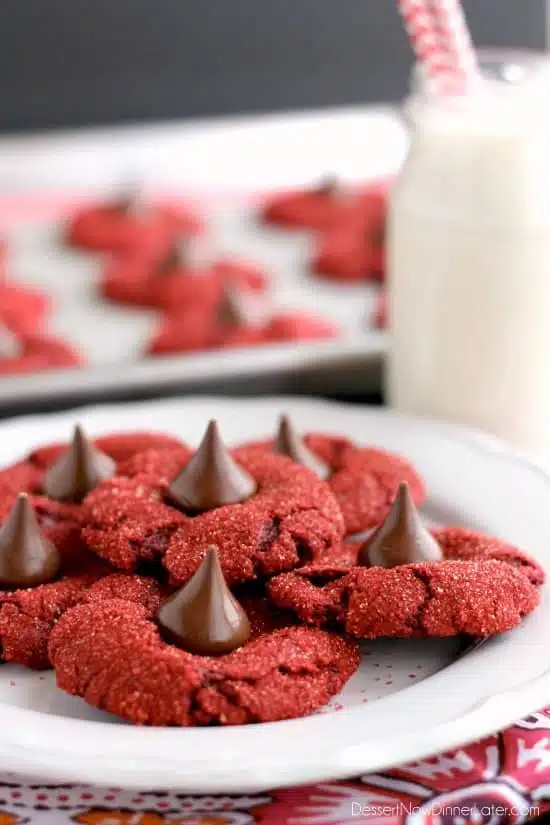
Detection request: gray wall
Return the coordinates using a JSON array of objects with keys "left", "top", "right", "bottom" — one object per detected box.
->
[{"left": 0, "top": 0, "right": 546, "bottom": 132}]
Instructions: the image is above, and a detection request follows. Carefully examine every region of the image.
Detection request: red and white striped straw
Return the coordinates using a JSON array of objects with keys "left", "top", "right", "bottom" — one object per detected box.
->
[
  {"left": 396, "top": 0, "right": 449, "bottom": 83},
  {"left": 396, "top": 0, "right": 478, "bottom": 95},
  {"left": 428, "top": 0, "right": 478, "bottom": 89}
]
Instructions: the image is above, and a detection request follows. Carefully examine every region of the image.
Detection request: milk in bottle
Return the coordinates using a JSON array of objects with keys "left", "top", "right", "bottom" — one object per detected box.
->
[{"left": 387, "top": 53, "right": 550, "bottom": 451}]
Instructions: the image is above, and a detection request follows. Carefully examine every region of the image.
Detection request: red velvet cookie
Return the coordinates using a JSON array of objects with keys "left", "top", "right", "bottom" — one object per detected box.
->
[
  {"left": 49, "top": 595, "right": 359, "bottom": 725},
  {"left": 0, "top": 334, "right": 82, "bottom": 376},
  {"left": 313, "top": 189, "right": 387, "bottom": 283},
  {"left": 0, "top": 430, "right": 187, "bottom": 556},
  {"left": 0, "top": 486, "right": 139, "bottom": 669},
  {"left": 147, "top": 308, "right": 336, "bottom": 357},
  {"left": 0, "top": 281, "right": 50, "bottom": 336},
  {"left": 266, "top": 312, "right": 337, "bottom": 343},
  {"left": 261, "top": 179, "right": 348, "bottom": 231},
  {"left": 156, "top": 259, "right": 268, "bottom": 313},
  {"left": 0, "top": 568, "right": 163, "bottom": 671},
  {"left": 28, "top": 431, "right": 186, "bottom": 470},
  {"left": 82, "top": 446, "right": 345, "bottom": 586},
  {"left": 243, "top": 431, "right": 425, "bottom": 535},
  {"left": 67, "top": 198, "right": 203, "bottom": 254},
  {"left": 0, "top": 467, "right": 86, "bottom": 559},
  {"left": 147, "top": 310, "right": 268, "bottom": 357},
  {"left": 102, "top": 249, "right": 268, "bottom": 312},
  {"left": 267, "top": 526, "right": 543, "bottom": 638}
]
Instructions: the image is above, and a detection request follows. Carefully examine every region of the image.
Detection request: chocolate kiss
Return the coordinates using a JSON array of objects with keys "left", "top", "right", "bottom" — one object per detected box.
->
[
  {"left": 316, "top": 175, "right": 338, "bottom": 196},
  {"left": 111, "top": 188, "right": 136, "bottom": 213},
  {"left": 359, "top": 482, "right": 443, "bottom": 568},
  {"left": 43, "top": 425, "right": 116, "bottom": 503},
  {"left": 157, "top": 547, "right": 251, "bottom": 655},
  {"left": 0, "top": 324, "right": 21, "bottom": 359},
  {"left": 0, "top": 494, "right": 60, "bottom": 588},
  {"left": 274, "top": 415, "right": 330, "bottom": 480},
  {"left": 218, "top": 284, "right": 270, "bottom": 329},
  {"left": 217, "top": 284, "right": 252, "bottom": 327},
  {"left": 157, "top": 240, "right": 187, "bottom": 275},
  {"left": 111, "top": 184, "right": 146, "bottom": 217},
  {"left": 168, "top": 420, "right": 257, "bottom": 512}
]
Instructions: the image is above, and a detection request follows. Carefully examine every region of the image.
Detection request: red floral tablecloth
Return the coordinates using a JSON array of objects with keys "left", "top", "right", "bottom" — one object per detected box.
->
[{"left": 1, "top": 706, "right": 549, "bottom": 825}]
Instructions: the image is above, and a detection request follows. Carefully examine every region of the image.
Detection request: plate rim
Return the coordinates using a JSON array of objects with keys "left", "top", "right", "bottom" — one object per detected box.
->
[{"left": 0, "top": 394, "right": 547, "bottom": 793}]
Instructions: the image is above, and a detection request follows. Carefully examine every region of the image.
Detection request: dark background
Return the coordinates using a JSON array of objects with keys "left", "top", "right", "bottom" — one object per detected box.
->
[{"left": 0, "top": 0, "right": 546, "bottom": 133}]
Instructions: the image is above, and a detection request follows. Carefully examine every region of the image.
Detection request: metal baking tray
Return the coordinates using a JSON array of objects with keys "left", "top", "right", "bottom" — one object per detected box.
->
[{"left": 0, "top": 106, "right": 407, "bottom": 410}]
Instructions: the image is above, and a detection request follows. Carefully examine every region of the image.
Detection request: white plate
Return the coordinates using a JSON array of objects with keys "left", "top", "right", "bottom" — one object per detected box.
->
[
  {"left": 0, "top": 396, "right": 548, "bottom": 793},
  {"left": 0, "top": 106, "right": 406, "bottom": 409}
]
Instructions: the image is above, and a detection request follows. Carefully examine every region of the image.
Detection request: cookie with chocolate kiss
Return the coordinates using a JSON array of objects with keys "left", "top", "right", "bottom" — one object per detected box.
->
[
  {"left": 242, "top": 420, "right": 426, "bottom": 534},
  {"left": 49, "top": 554, "right": 359, "bottom": 726},
  {"left": 273, "top": 415, "right": 330, "bottom": 480},
  {"left": 0, "top": 493, "right": 162, "bottom": 670},
  {"left": 67, "top": 195, "right": 203, "bottom": 253},
  {"left": 0, "top": 427, "right": 188, "bottom": 563},
  {"left": 43, "top": 425, "right": 116, "bottom": 504},
  {"left": 261, "top": 176, "right": 347, "bottom": 230},
  {"left": 81, "top": 422, "right": 345, "bottom": 586},
  {"left": 29, "top": 430, "right": 186, "bottom": 470},
  {"left": 0, "top": 493, "right": 60, "bottom": 588},
  {"left": 158, "top": 547, "right": 251, "bottom": 655},
  {"left": 0, "top": 426, "right": 111, "bottom": 562},
  {"left": 359, "top": 482, "right": 442, "bottom": 567},
  {"left": 312, "top": 187, "right": 387, "bottom": 282},
  {"left": 267, "top": 491, "right": 543, "bottom": 639},
  {"left": 168, "top": 421, "right": 257, "bottom": 512},
  {"left": 101, "top": 234, "right": 268, "bottom": 314}
]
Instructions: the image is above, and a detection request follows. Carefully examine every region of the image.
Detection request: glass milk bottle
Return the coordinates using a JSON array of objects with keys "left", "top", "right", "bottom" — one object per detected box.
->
[{"left": 387, "top": 51, "right": 550, "bottom": 452}]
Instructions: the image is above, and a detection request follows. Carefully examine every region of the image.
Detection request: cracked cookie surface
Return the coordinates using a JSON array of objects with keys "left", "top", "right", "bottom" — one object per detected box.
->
[
  {"left": 242, "top": 433, "right": 426, "bottom": 535},
  {"left": 267, "top": 527, "right": 543, "bottom": 638},
  {"left": 49, "top": 596, "right": 359, "bottom": 725},
  {"left": 0, "top": 559, "right": 162, "bottom": 670},
  {"left": 0, "top": 433, "right": 189, "bottom": 557},
  {"left": 81, "top": 447, "right": 345, "bottom": 586}
]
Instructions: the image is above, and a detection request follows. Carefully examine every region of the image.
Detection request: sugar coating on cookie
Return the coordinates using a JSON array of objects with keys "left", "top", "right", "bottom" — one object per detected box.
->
[
  {"left": 0, "top": 571, "right": 163, "bottom": 670},
  {"left": 242, "top": 433, "right": 425, "bottom": 535},
  {"left": 49, "top": 596, "right": 359, "bottom": 725},
  {"left": 267, "top": 526, "right": 543, "bottom": 638},
  {"left": 82, "top": 448, "right": 345, "bottom": 586},
  {"left": 0, "top": 433, "right": 188, "bottom": 565},
  {"left": 0, "top": 459, "right": 85, "bottom": 558}
]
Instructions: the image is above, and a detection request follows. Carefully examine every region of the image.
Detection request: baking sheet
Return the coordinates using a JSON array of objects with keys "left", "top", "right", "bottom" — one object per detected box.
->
[{"left": 0, "top": 106, "right": 407, "bottom": 409}]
